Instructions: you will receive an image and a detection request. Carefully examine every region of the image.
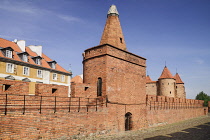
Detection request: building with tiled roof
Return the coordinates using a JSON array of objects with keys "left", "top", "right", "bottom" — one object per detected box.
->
[
  {"left": 0, "top": 38, "right": 72, "bottom": 96},
  {"left": 146, "top": 66, "right": 186, "bottom": 98}
]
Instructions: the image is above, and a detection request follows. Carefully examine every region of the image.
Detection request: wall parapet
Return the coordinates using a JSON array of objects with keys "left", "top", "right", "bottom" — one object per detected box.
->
[
  {"left": 0, "top": 93, "right": 106, "bottom": 115},
  {"left": 146, "top": 95, "right": 204, "bottom": 110}
]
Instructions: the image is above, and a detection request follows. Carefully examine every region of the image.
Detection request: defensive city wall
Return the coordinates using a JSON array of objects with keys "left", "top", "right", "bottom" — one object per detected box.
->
[
  {"left": 0, "top": 93, "right": 207, "bottom": 139},
  {"left": 0, "top": 5, "right": 208, "bottom": 139}
]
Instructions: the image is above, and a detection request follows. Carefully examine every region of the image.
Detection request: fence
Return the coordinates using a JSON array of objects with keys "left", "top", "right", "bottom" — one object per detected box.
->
[
  {"left": 0, "top": 94, "right": 107, "bottom": 115},
  {"left": 147, "top": 101, "right": 204, "bottom": 110}
]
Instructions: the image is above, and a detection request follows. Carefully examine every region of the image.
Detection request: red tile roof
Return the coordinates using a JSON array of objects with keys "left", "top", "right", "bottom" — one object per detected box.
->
[
  {"left": 0, "top": 38, "right": 71, "bottom": 74},
  {"left": 146, "top": 75, "right": 157, "bottom": 84},
  {"left": 71, "top": 75, "right": 83, "bottom": 83},
  {"left": 0, "top": 38, "right": 22, "bottom": 52},
  {"left": 159, "top": 66, "right": 174, "bottom": 79},
  {"left": 174, "top": 73, "right": 184, "bottom": 84}
]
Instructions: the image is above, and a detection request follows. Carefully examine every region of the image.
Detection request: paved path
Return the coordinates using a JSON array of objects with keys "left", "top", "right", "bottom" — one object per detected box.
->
[{"left": 83, "top": 114, "right": 210, "bottom": 140}]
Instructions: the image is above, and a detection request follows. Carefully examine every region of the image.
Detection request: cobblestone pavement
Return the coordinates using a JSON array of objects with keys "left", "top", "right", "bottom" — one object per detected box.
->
[{"left": 83, "top": 114, "right": 210, "bottom": 140}]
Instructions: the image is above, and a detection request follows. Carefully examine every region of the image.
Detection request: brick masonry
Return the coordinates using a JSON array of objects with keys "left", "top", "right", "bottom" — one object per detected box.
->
[{"left": 0, "top": 5, "right": 208, "bottom": 139}]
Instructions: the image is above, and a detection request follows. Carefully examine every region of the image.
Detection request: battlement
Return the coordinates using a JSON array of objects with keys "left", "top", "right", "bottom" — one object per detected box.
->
[{"left": 146, "top": 95, "right": 204, "bottom": 110}]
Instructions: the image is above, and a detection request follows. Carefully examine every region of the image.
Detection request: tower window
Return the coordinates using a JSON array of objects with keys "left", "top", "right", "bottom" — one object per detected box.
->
[
  {"left": 120, "top": 38, "right": 123, "bottom": 43},
  {"left": 97, "top": 77, "right": 102, "bottom": 96}
]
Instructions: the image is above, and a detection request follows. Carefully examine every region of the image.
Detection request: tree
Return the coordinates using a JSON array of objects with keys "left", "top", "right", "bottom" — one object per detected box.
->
[{"left": 195, "top": 91, "right": 210, "bottom": 107}]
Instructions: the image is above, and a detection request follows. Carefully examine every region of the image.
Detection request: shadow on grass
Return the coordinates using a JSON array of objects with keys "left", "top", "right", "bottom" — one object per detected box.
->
[{"left": 145, "top": 122, "right": 210, "bottom": 140}]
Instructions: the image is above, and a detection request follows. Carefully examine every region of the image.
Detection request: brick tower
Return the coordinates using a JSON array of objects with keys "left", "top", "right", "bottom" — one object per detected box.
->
[
  {"left": 83, "top": 5, "right": 147, "bottom": 130},
  {"left": 158, "top": 66, "right": 176, "bottom": 97},
  {"left": 174, "top": 73, "right": 186, "bottom": 98}
]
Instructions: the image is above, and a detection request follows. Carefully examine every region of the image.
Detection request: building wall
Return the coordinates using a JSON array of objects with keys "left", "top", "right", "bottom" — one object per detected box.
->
[
  {"left": 0, "top": 61, "right": 70, "bottom": 86},
  {"left": 146, "top": 82, "right": 157, "bottom": 95},
  {"left": 0, "top": 94, "right": 207, "bottom": 139}
]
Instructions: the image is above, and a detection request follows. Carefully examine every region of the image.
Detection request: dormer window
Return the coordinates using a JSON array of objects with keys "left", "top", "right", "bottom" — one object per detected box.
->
[
  {"left": 18, "top": 52, "right": 28, "bottom": 62},
  {"left": 36, "top": 58, "right": 41, "bottom": 65},
  {"left": 48, "top": 61, "right": 57, "bottom": 69},
  {"left": 6, "top": 50, "right": 12, "bottom": 58},
  {"left": 0, "top": 47, "right": 14, "bottom": 58},
  {"left": 22, "top": 54, "right": 28, "bottom": 62},
  {"left": 32, "top": 56, "right": 42, "bottom": 65}
]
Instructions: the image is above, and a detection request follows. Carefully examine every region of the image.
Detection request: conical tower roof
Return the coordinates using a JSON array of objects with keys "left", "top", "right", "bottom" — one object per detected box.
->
[
  {"left": 174, "top": 73, "right": 184, "bottom": 84},
  {"left": 159, "top": 66, "right": 174, "bottom": 79},
  {"left": 100, "top": 5, "right": 127, "bottom": 50},
  {"left": 146, "top": 75, "right": 152, "bottom": 83}
]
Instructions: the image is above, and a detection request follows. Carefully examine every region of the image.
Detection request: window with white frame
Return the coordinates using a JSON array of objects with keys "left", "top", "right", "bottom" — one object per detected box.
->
[
  {"left": 51, "top": 62, "right": 56, "bottom": 69},
  {"left": 5, "top": 50, "right": 12, "bottom": 58},
  {"left": 22, "top": 54, "right": 28, "bottom": 62},
  {"left": 23, "top": 66, "right": 30, "bottom": 76},
  {"left": 6, "top": 63, "right": 14, "bottom": 73},
  {"left": 35, "top": 58, "right": 41, "bottom": 65},
  {"left": 60, "top": 75, "right": 65, "bottom": 82},
  {"left": 37, "top": 69, "right": 42, "bottom": 78},
  {"left": 52, "top": 73, "right": 57, "bottom": 80}
]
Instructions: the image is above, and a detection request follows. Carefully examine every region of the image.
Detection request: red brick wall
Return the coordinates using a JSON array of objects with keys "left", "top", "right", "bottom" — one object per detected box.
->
[
  {"left": 0, "top": 108, "right": 112, "bottom": 139},
  {"left": 0, "top": 79, "right": 69, "bottom": 97},
  {"left": 35, "top": 83, "right": 68, "bottom": 97},
  {"left": 147, "top": 108, "right": 207, "bottom": 127},
  {"left": 0, "top": 79, "right": 29, "bottom": 95}
]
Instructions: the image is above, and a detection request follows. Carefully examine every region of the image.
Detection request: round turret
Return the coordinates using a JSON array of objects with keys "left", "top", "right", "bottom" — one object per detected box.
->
[{"left": 158, "top": 66, "right": 176, "bottom": 97}]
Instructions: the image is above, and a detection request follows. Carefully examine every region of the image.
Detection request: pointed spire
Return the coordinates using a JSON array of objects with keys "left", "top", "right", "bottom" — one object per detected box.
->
[
  {"left": 159, "top": 66, "right": 174, "bottom": 79},
  {"left": 174, "top": 73, "right": 184, "bottom": 84},
  {"left": 100, "top": 5, "right": 127, "bottom": 50},
  {"left": 107, "top": 5, "right": 119, "bottom": 16}
]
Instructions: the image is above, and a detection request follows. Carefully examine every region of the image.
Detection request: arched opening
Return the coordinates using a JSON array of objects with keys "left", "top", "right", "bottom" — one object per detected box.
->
[
  {"left": 125, "top": 112, "right": 132, "bottom": 131},
  {"left": 97, "top": 77, "right": 102, "bottom": 96}
]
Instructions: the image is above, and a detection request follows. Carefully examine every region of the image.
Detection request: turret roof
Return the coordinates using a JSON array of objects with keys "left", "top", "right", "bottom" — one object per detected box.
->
[
  {"left": 146, "top": 75, "right": 157, "bottom": 83},
  {"left": 174, "top": 73, "right": 184, "bottom": 84},
  {"left": 159, "top": 66, "right": 174, "bottom": 79}
]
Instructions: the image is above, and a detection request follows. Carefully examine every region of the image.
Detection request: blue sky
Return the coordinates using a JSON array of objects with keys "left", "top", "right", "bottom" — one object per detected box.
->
[{"left": 0, "top": 0, "right": 209, "bottom": 99}]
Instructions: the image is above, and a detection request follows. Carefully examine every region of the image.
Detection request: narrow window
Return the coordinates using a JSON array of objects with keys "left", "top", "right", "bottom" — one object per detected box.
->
[
  {"left": 120, "top": 37, "right": 123, "bottom": 43},
  {"left": 125, "top": 112, "right": 132, "bottom": 131},
  {"left": 97, "top": 77, "right": 102, "bottom": 96},
  {"left": 23, "top": 66, "right": 29, "bottom": 76},
  {"left": 170, "top": 91, "right": 171, "bottom": 94},
  {"left": 53, "top": 73, "right": 57, "bottom": 80}
]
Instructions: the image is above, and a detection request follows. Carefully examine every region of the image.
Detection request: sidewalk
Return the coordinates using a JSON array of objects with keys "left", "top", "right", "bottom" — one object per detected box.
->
[{"left": 83, "top": 114, "right": 210, "bottom": 140}]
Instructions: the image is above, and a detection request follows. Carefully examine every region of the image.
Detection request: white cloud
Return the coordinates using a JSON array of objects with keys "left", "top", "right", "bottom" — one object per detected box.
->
[
  {"left": 195, "top": 59, "right": 204, "bottom": 65},
  {"left": 0, "top": 0, "right": 82, "bottom": 23},
  {"left": 57, "top": 14, "right": 82, "bottom": 22}
]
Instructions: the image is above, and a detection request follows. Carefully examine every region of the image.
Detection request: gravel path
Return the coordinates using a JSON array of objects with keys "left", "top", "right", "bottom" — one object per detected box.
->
[{"left": 83, "top": 114, "right": 210, "bottom": 140}]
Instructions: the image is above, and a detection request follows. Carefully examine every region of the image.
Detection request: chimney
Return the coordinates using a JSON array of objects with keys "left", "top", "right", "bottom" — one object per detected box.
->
[
  {"left": 16, "top": 40, "right": 26, "bottom": 52},
  {"left": 28, "top": 45, "right": 42, "bottom": 56}
]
